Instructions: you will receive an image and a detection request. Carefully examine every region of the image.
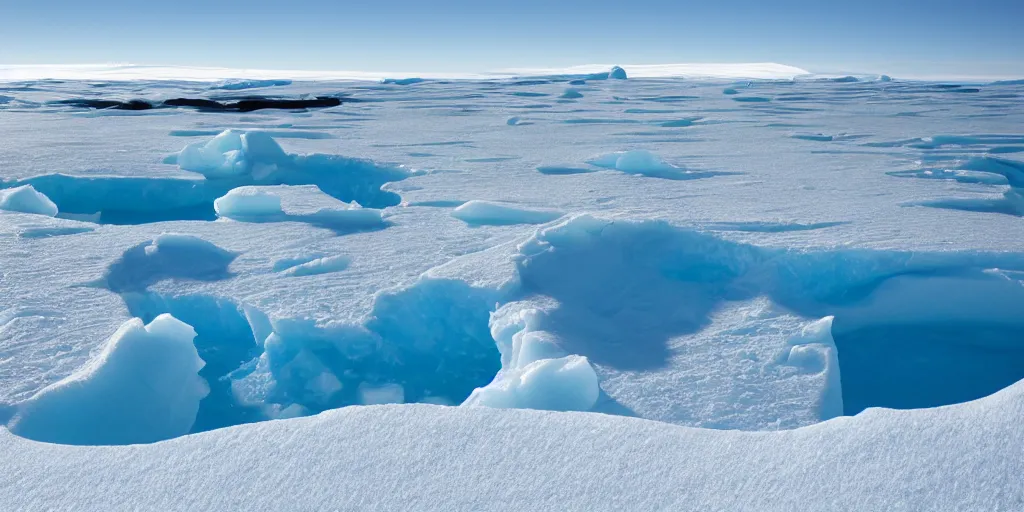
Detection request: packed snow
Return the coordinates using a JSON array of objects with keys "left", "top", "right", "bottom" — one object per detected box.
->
[{"left": 1, "top": 65, "right": 1023, "bottom": 510}]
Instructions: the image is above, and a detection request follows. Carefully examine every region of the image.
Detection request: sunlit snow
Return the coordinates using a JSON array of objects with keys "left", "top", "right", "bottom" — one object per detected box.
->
[{"left": 1, "top": 65, "right": 1023, "bottom": 511}]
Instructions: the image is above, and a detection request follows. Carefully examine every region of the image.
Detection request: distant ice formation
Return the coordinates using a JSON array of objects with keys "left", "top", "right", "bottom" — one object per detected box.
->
[
  {"left": 587, "top": 150, "right": 695, "bottom": 179},
  {"left": 381, "top": 78, "right": 425, "bottom": 85},
  {"left": 451, "top": 200, "right": 564, "bottom": 226},
  {"left": 210, "top": 79, "right": 292, "bottom": 90}
]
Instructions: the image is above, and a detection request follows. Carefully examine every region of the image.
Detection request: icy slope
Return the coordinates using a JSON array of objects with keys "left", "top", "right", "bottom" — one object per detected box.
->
[{"left": 3, "top": 384, "right": 1022, "bottom": 511}]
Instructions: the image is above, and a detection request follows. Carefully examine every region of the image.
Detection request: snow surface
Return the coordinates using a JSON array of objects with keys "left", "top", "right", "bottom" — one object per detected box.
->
[{"left": 1, "top": 69, "right": 1023, "bottom": 510}]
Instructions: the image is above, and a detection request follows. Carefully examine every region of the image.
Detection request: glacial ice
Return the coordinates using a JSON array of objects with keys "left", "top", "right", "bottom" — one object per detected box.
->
[
  {"left": 214, "top": 187, "right": 283, "bottom": 219},
  {"left": 7, "top": 314, "right": 207, "bottom": 445},
  {"left": 0, "top": 185, "right": 58, "bottom": 217},
  {"left": 178, "top": 129, "right": 288, "bottom": 179},
  {"left": 464, "top": 355, "right": 599, "bottom": 412}
]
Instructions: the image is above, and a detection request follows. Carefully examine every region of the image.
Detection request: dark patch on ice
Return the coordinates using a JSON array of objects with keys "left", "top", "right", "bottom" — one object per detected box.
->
[
  {"left": 537, "top": 166, "right": 596, "bottom": 176},
  {"left": 54, "top": 96, "right": 343, "bottom": 112},
  {"left": 733, "top": 96, "right": 772, "bottom": 103},
  {"left": 792, "top": 134, "right": 834, "bottom": 142},
  {"left": 509, "top": 91, "right": 549, "bottom": 97},
  {"left": 659, "top": 118, "right": 702, "bottom": 128},
  {"left": 103, "top": 236, "right": 237, "bottom": 293}
]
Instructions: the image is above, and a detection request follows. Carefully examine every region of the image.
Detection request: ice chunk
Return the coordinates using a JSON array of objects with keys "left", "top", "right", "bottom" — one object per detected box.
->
[
  {"left": 452, "top": 200, "right": 563, "bottom": 226},
  {"left": 7, "top": 314, "right": 208, "bottom": 445},
  {"left": 177, "top": 130, "right": 288, "bottom": 179},
  {"left": 177, "top": 130, "right": 249, "bottom": 178},
  {"left": 463, "top": 355, "right": 599, "bottom": 412},
  {"left": 214, "top": 187, "right": 283, "bottom": 219},
  {"left": 587, "top": 150, "right": 685, "bottom": 178},
  {"left": 358, "top": 383, "right": 405, "bottom": 405},
  {"left": 0, "top": 185, "right": 58, "bottom": 217},
  {"left": 560, "top": 89, "right": 584, "bottom": 99}
]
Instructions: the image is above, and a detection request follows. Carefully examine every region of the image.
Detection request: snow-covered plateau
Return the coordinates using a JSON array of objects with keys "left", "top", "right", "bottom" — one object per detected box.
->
[{"left": 1, "top": 65, "right": 1022, "bottom": 511}]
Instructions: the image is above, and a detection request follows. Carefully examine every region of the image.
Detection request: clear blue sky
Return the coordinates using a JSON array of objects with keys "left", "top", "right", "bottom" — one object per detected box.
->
[{"left": 2, "top": 0, "right": 1022, "bottom": 78}]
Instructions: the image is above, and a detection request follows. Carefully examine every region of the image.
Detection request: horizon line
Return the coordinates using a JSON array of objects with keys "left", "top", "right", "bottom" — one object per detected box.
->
[{"left": 0, "top": 62, "right": 1020, "bottom": 83}]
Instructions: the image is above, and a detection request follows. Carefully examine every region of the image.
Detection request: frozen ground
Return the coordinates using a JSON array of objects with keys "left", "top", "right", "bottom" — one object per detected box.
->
[{"left": 1, "top": 67, "right": 1022, "bottom": 510}]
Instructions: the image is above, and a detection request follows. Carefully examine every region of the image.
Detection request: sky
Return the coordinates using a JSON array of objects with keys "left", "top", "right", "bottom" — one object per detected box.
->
[{"left": 1, "top": 0, "right": 1022, "bottom": 79}]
